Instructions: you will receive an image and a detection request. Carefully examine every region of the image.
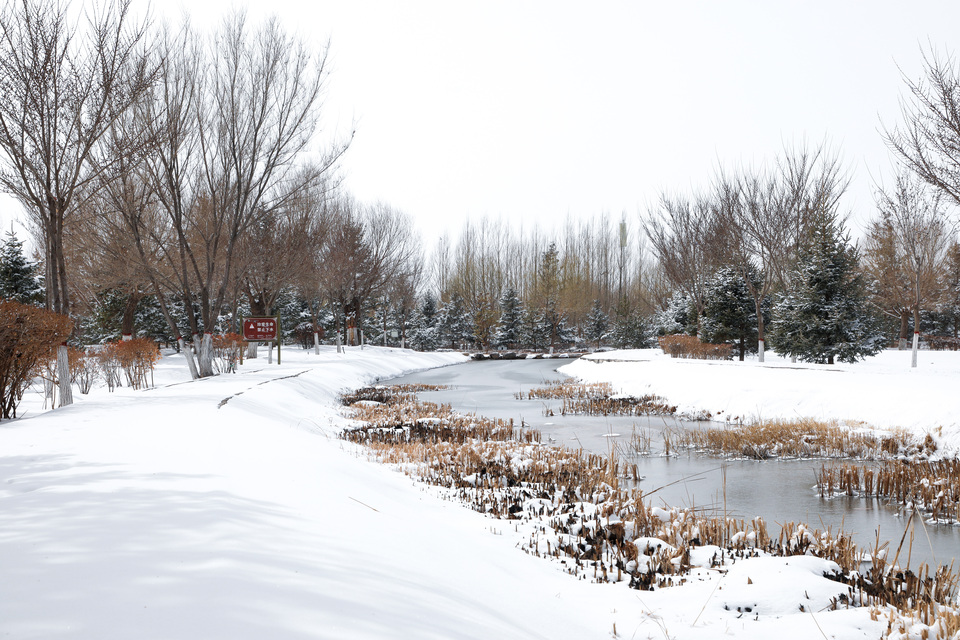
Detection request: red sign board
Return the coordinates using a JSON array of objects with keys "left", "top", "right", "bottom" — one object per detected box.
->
[{"left": 243, "top": 317, "right": 278, "bottom": 341}]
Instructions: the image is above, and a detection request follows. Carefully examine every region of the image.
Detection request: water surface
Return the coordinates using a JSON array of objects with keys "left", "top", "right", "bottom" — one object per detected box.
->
[{"left": 387, "top": 358, "right": 960, "bottom": 567}]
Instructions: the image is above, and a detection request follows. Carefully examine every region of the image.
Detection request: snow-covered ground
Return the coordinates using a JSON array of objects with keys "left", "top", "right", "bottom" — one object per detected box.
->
[
  {"left": 0, "top": 345, "right": 936, "bottom": 639},
  {"left": 562, "top": 348, "right": 960, "bottom": 454}
]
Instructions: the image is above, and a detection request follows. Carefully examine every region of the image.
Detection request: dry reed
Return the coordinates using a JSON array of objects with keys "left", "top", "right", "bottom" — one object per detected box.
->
[{"left": 339, "top": 385, "right": 960, "bottom": 617}]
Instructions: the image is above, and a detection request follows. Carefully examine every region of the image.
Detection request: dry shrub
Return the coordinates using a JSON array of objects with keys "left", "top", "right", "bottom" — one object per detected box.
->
[
  {"left": 212, "top": 333, "right": 244, "bottom": 374},
  {"left": 95, "top": 343, "right": 123, "bottom": 391},
  {"left": 68, "top": 347, "right": 98, "bottom": 394},
  {"left": 0, "top": 300, "right": 72, "bottom": 419},
  {"left": 658, "top": 334, "right": 732, "bottom": 360},
  {"left": 113, "top": 338, "right": 160, "bottom": 390}
]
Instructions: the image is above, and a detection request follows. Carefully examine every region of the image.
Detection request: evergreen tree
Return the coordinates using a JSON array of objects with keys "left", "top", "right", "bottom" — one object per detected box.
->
[
  {"left": 437, "top": 293, "right": 473, "bottom": 349},
  {"left": 409, "top": 295, "right": 440, "bottom": 351},
  {"left": 0, "top": 230, "right": 43, "bottom": 304},
  {"left": 609, "top": 298, "right": 651, "bottom": 349},
  {"left": 584, "top": 299, "right": 609, "bottom": 348},
  {"left": 653, "top": 291, "right": 696, "bottom": 336},
  {"left": 700, "top": 265, "right": 769, "bottom": 361},
  {"left": 493, "top": 287, "right": 523, "bottom": 349},
  {"left": 543, "top": 299, "right": 575, "bottom": 349},
  {"left": 522, "top": 306, "right": 549, "bottom": 351},
  {"left": 769, "top": 213, "right": 884, "bottom": 364}
]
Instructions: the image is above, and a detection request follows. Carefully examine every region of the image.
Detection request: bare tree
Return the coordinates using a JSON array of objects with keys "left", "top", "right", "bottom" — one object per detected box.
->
[
  {"left": 885, "top": 46, "right": 960, "bottom": 208},
  {"left": 145, "top": 13, "right": 347, "bottom": 375},
  {"left": 0, "top": 0, "right": 153, "bottom": 403},
  {"left": 874, "top": 169, "right": 953, "bottom": 367},
  {"left": 644, "top": 191, "right": 721, "bottom": 330},
  {"left": 717, "top": 144, "right": 848, "bottom": 361}
]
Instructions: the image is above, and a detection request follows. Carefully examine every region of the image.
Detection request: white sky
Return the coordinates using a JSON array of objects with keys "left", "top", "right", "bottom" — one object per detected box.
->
[{"left": 3, "top": 1, "right": 960, "bottom": 249}]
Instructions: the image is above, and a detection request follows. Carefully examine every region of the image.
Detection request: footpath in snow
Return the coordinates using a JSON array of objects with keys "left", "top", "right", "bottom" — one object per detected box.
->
[
  {"left": 561, "top": 348, "right": 960, "bottom": 454},
  {"left": 0, "top": 346, "right": 903, "bottom": 639}
]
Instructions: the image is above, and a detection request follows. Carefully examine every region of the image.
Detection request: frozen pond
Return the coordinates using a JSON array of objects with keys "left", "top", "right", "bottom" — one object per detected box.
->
[{"left": 387, "top": 357, "right": 960, "bottom": 568}]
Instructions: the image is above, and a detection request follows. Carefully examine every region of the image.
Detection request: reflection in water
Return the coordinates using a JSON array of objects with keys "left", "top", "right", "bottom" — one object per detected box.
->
[{"left": 386, "top": 358, "right": 960, "bottom": 567}]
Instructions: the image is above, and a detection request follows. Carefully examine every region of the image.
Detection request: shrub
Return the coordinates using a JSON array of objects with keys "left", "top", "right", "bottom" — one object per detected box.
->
[
  {"left": 113, "top": 338, "right": 161, "bottom": 390},
  {"left": 924, "top": 335, "right": 960, "bottom": 351},
  {"left": 68, "top": 346, "right": 98, "bottom": 394},
  {"left": 95, "top": 343, "right": 123, "bottom": 391},
  {"left": 212, "top": 333, "right": 244, "bottom": 373},
  {"left": 658, "top": 334, "right": 732, "bottom": 360},
  {"left": 0, "top": 300, "right": 72, "bottom": 419}
]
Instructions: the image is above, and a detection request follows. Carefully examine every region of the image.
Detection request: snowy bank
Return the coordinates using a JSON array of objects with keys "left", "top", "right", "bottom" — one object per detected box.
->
[
  {"left": 560, "top": 348, "right": 960, "bottom": 453},
  {"left": 0, "top": 346, "right": 895, "bottom": 639}
]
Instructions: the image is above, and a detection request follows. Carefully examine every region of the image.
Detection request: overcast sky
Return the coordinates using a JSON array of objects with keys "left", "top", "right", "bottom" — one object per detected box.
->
[{"left": 3, "top": 1, "right": 960, "bottom": 248}]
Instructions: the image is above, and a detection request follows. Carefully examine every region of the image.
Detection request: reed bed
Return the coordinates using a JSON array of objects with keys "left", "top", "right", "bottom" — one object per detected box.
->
[
  {"left": 674, "top": 418, "right": 915, "bottom": 460},
  {"left": 817, "top": 459, "right": 960, "bottom": 524},
  {"left": 339, "top": 385, "right": 960, "bottom": 615},
  {"left": 516, "top": 380, "right": 677, "bottom": 417}
]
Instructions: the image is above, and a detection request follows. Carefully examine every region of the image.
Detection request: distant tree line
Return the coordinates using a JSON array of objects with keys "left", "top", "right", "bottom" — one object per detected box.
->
[{"left": 1, "top": 1, "right": 959, "bottom": 397}]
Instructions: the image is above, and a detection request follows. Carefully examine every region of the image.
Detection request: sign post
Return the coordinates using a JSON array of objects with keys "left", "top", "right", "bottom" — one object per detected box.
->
[{"left": 242, "top": 317, "right": 280, "bottom": 365}]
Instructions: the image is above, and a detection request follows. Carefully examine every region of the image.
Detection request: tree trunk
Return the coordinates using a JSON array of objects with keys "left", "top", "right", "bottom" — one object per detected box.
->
[
  {"left": 738, "top": 334, "right": 745, "bottom": 361},
  {"left": 179, "top": 337, "right": 200, "bottom": 380},
  {"left": 755, "top": 298, "right": 765, "bottom": 363},
  {"left": 120, "top": 291, "right": 142, "bottom": 339},
  {"left": 313, "top": 331, "right": 320, "bottom": 354},
  {"left": 911, "top": 307, "right": 920, "bottom": 368},
  {"left": 197, "top": 333, "right": 215, "bottom": 377},
  {"left": 57, "top": 345, "right": 72, "bottom": 407},
  {"left": 898, "top": 310, "right": 910, "bottom": 350}
]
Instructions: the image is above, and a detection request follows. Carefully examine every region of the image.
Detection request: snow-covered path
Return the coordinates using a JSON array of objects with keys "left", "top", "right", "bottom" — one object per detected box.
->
[{"left": 0, "top": 347, "right": 894, "bottom": 638}]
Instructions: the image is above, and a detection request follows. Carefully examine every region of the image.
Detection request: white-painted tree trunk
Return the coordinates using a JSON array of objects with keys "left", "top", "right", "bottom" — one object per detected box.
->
[
  {"left": 314, "top": 331, "right": 320, "bottom": 355},
  {"left": 179, "top": 337, "right": 200, "bottom": 379},
  {"left": 757, "top": 339, "right": 765, "bottom": 363},
  {"left": 57, "top": 345, "right": 73, "bottom": 407},
  {"left": 122, "top": 333, "right": 132, "bottom": 341},
  {"left": 268, "top": 342, "right": 273, "bottom": 364},
  {"left": 336, "top": 333, "right": 342, "bottom": 354},
  {"left": 912, "top": 331, "right": 919, "bottom": 368},
  {"left": 198, "top": 333, "right": 214, "bottom": 377},
  {"left": 246, "top": 341, "right": 258, "bottom": 359}
]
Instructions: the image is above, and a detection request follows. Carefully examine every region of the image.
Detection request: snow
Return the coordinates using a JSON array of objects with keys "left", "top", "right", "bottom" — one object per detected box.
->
[
  {"left": 562, "top": 348, "right": 960, "bottom": 454},
  {"left": 0, "top": 345, "right": 925, "bottom": 639}
]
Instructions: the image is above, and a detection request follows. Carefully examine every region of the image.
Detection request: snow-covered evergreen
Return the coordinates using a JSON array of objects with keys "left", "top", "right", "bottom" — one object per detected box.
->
[
  {"left": 609, "top": 299, "right": 651, "bottom": 349},
  {"left": 493, "top": 287, "right": 523, "bottom": 349},
  {"left": 583, "top": 299, "right": 608, "bottom": 348},
  {"left": 653, "top": 291, "right": 696, "bottom": 336},
  {"left": 409, "top": 295, "right": 441, "bottom": 351},
  {"left": 437, "top": 293, "right": 473, "bottom": 349},
  {"left": 700, "top": 265, "right": 768, "bottom": 360},
  {"left": 769, "top": 213, "right": 884, "bottom": 364},
  {"left": 0, "top": 229, "right": 43, "bottom": 304}
]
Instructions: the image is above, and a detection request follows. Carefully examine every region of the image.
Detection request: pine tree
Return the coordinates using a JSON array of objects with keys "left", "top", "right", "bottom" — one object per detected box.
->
[
  {"left": 700, "top": 265, "right": 769, "bottom": 361},
  {"left": 0, "top": 230, "right": 43, "bottom": 305},
  {"left": 653, "top": 292, "right": 696, "bottom": 337},
  {"left": 522, "top": 306, "right": 549, "bottom": 351},
  {"left": 438, "top": 293, "right": 473, "bottom": 349},
  {"left": 769, "top": 213, "right": 884, "bottom": 364},
  {"left": 493, "top": 287, "right": 523, "bottom": 349},
  {"left": 584, "top": 299, "right": 609, "bottom": 348},
  {"left": 409, "top": 295, "right": 440, "bottom": 351},
  {"left": 609, "top": 298, "right": 650, "bottom": 349}
]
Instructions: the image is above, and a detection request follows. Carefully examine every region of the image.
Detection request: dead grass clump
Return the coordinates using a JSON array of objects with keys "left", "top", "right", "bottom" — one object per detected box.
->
[
  {"left": 658, "top": 334, "right": 733, "bottom": 360},
  {"left": 818, "top": 459, "right": 960, "bottom": 524},
  {"left": 518, "top": 380, "right": 677, "bottom": 417},
  {"left": 675, "top": 419, "right": 914, "bottom": 460}
]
